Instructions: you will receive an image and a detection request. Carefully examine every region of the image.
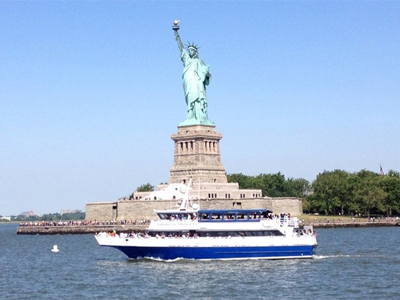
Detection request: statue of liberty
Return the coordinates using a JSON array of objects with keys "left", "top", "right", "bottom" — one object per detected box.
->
[{"left": 173, "top": 21, "right": 214, "bottom": 126}]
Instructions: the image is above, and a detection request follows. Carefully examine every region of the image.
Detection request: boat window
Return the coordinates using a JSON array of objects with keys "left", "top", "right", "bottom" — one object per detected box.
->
[
  {"left": 200, "top": 213, "right": 210, "bottom": 220},
  {"left": 237, "top": 214, "right": 245, "bottom": 220},
  {"left": 157, "top": 213, "right": 170, "bottom": 220},
  {"left": 224, "top": 214, "right": 236, "bottom": 220},
  {"left": 211, "top": 213, "right": 222, "bottom": 220},
  {"left": 148, "top": 230, "right": 284, "bottom": 238},
  {"left": 197, "top": 210, "right": 271, "bottom": 222},
  {"left": 194, "top": 230, "right": 284, "bottom": 237}
]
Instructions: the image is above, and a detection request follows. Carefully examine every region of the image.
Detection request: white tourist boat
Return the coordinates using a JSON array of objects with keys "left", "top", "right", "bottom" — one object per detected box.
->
[{"left": 95, "top": 180, "right": 318, "bottom": 261}]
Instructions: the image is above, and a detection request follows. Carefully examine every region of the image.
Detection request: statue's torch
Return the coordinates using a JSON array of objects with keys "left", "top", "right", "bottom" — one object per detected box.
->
[{"left": 172, "top": 20, "right": 180, "bottom": 31}]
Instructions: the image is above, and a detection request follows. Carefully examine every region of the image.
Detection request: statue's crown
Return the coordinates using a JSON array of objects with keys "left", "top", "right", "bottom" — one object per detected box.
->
[{"left": 187, "top": 42, "right": 199, "bottom": 51}]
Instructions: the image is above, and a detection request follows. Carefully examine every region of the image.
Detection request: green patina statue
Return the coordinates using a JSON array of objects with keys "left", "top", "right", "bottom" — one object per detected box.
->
[{"left": 173, "top": 21, "right": 214, "bottom": 126}]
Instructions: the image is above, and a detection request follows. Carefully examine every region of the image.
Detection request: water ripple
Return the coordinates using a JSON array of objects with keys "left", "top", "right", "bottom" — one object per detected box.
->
[{"left": 1, "top": 224, "right": 400, "bottom": 299}]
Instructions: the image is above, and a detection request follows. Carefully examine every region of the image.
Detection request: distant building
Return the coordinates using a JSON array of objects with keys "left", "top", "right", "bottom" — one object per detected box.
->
[{"left": 20, "top": 210, "right": 35, "bottom": 217}]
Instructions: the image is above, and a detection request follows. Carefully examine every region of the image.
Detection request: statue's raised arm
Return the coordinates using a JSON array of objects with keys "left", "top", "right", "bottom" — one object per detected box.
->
[
  {"left": 172, "top": 20, "right": 214, "bottom": 127},
  {"left": 173, "top": 20, "right": 184, "bottom": 52}
]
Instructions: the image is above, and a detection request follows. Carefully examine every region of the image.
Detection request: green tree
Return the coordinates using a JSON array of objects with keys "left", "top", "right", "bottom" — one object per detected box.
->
[
  {"left": 331, "top": 170, "right": 355, "bottom": 215},
  {"left": 354, "top": 170, "right": 386, "bottom": 217},
  {"left": 306, "top": 192, "right": 327, "bottom": 215},
  {"left": 227, "top": 173, "right": 253, "bottom": 189},
  {"left": 229, "top": 169, "right": 400, "bottom": 216},
  {"left": 312, "top": 170, "right": 344, "bottom": 215},
  {"left": 60, "top": 212, "right": 85, "bottom": 220},
  {"left": 285, "top": 178, "right": 310, "bottom": 198},
  {"left": 41, "top": 213, "right": 61, "bottom": 221},
  {"left": 260, "top": 173, "right": 286, "bottom": 197},
  {"left": 228, "top": 172, "right": 309, "bottom": 198},
  {"left": 302, "top": 197, "right": 311, "bottom": 214},
  {"left": 380, "top": 170, "right": 400, "bottom": 216},
  {"left": 136, "top": 183, "right": 154, "bottom": 192}
]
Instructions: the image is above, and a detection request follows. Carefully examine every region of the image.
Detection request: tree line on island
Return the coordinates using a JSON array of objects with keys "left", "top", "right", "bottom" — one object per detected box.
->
[
  {"left": 229, "top": 170, "right": 400, "bottom": 217},
  {"left": 135, "top": 169, "right": 400, "bottom": 217},
  {"left": 6, "top": 169, "right": 397, "bottom": 222}
]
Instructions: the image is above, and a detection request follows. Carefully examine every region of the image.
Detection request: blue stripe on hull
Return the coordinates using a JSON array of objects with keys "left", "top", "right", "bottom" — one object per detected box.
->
[{"left": 109, "top": 245, "right": 317, "bottom": 260}]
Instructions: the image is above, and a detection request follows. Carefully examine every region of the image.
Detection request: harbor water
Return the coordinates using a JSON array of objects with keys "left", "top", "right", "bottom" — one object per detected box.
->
[{"left": 1, "top": 224, "right": 399, "bottom": 299}]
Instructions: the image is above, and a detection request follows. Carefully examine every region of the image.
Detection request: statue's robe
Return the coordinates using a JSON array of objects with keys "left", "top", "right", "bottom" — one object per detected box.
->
[{"left": 181, "top": 50, "right": 211, "bottom": 123}]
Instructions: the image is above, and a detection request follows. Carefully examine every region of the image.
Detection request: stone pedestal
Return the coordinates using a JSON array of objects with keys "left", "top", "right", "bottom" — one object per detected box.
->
[{"left": 169, "top": 125, "right": 227, "bottom": 185}]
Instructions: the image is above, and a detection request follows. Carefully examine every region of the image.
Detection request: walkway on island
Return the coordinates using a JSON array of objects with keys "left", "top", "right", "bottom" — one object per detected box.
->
[{"left": 302, "top": 216, "right": 400, "bottom": 228}]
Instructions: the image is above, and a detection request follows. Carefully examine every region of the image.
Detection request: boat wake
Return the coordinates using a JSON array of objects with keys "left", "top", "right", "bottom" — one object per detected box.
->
[
  {"left": 132, "top": 256, "right": 195, "bottom": 263},
  {"left": 313, "top": 254, "right": 361, "bottom": 260}
]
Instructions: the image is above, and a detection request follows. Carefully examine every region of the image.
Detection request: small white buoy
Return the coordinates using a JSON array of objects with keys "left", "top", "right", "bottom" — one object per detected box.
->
[{"left": 51, "top": 245, "right": 59, "bottom": 253}]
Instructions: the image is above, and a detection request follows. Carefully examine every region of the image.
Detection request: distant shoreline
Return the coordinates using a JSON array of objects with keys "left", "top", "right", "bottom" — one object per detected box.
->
[
  {"left": 16, "top": 224, "right": 148, "bottom": 235},
  {"left": 0, "top": 221, "right": 20, "bottom": 224}
]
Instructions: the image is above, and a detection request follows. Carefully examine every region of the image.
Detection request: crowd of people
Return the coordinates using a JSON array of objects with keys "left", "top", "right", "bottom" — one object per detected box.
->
[
  {"left": 19, "top": 219, "right": 151, "bottom": 227},
  {"left": 96, "top": 231, "right": 198, "bottom": 239}
]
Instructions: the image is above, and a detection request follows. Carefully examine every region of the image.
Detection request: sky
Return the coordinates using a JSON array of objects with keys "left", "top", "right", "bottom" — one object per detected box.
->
[{"left": 1, "top": 1, "right": 399, "bottom": 216}]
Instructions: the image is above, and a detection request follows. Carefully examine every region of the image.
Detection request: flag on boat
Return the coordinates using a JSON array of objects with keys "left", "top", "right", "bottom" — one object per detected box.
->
[{"left": 380, "top": 165, "right": 384, "bottom": 176}]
